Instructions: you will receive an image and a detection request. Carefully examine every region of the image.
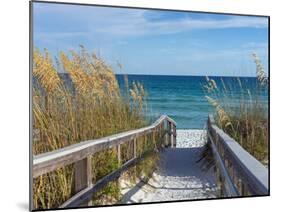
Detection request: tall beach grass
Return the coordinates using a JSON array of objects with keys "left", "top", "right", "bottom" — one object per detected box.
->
[
  {"left": 203, "top": 53, "right": 268, "bottom": 165},
  {"left": 32, "top": 46, "right": 159, "bottom": 209}
]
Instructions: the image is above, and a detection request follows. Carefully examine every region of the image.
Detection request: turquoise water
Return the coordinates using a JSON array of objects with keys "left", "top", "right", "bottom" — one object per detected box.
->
[
  {"left": 43, "top": 74, "right": 268, "bottom": 129},
  {"left": 116, "top": 75, "right": 268, "bottom": 129}
]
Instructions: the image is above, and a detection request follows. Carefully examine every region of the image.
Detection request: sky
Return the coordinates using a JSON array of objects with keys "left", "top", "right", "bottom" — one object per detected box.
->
[{"left": 33, "top": 2, "right": 269, "bottom": 77}]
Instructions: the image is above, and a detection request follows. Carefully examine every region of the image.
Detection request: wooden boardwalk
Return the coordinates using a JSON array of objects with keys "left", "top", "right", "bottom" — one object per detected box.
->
[
  {"left": 32, "top": 115, "right": 268, "bottom": 209},
  {"left": 120, "top": 130, "right": 218, "bottom": 203}
]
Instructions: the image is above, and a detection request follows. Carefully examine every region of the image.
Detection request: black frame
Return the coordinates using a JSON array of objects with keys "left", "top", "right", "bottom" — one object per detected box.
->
[{"left": 29, "top": 0, "right": 270, "bottom": 211}]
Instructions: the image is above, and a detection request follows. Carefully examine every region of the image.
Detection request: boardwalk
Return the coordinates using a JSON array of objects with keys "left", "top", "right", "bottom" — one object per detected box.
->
[
  {"left": 120, "top": 130, "right": 218, "bottom": 203},
  {"left": 32, "top": 115, "right": 268, "bottom": 209},
  {"left": 31, "top": 115, "right": 269, "bottom": 208}
]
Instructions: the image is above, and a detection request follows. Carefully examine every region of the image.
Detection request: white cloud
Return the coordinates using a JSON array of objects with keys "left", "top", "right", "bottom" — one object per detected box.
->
[
  {"left": 34, "top": 4, "right": 268, "bottom": 39},
  {"left": 92, "top": 14, "right": 268, "bottom": 37}
]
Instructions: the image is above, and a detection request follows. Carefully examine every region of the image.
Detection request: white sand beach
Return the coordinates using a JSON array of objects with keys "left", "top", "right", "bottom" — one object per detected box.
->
[{"left": 120, "top": 129, "right": 218, "bottom": 204}]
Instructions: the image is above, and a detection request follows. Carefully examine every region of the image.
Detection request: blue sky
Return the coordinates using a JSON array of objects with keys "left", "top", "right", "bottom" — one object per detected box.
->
[{"left": 33, "top": 2, "right": 269, "bottom": 77}]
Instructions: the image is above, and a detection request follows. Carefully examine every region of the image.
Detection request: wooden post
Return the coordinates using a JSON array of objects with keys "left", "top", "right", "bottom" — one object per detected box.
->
[
  {"left": 168, "top": 121, "right": 172, "bottom": 147},
  {"left": 214, "top": 165, "right": 223, "bottom": 197},
  {"left": 74, "top": 156, "right": 92, "bottom": 206},
  {"left": 229, "top": 162, "right": 234, "bottom": 180},
  {"left": 173, "top": 124, "right": 176, "bottom": 147},
  {"left": 215, "top": 132, "right": 219, "bottom": 146},
  {"left": 233, "top": 170, "right": 238, "bottom": 191},
  {"left": 216, "top": 169, "right": 221, "bottom": 195},
  {"left": 219, "top": 174, "right": 225, "bottom": 197},
  {"left": 232, "top": 165, "right": 239, "bottom": 188},
  {"left": 237, "top": 178, "right": 243, "bottom": 195},
  {"left": 117, "top": 144, "right": 121, "bottom": 165},
  {"left": 74, "top": 156, "right": 92, "bottom": 193},
  {"left": 165, "top": 123, "right": 169, "bottom": 147},
  {"left": 170, "top": 122, "right": 173, "bottom": 147},
  {"left": 225, "top": 158, "right": 229, "bottom": 170},
  {"left": 117, "top": 144, "right": 122, "bottom": 194},
  {"left": 207, "top": 127, "right": 211, "bottom": 143},
  {"left": 160, "top": 123, "right": 164, "bottom": 147},
  {"left": 133, "top": 138, "right": 137, "bottom": 158},
  {"left": 152, "top": 130, "right": 156, "bottom": 149},
  {"left": 144, "top": 133, "right": 147, "bottom": 151},
  {"left": 243, "top": 183, "right": 250, "bottom": 196}
]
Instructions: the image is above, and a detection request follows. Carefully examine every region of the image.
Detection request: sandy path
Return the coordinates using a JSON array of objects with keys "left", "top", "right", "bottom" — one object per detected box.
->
[{"left": 120, "top": 130, "right": 218, "bottom": 203}]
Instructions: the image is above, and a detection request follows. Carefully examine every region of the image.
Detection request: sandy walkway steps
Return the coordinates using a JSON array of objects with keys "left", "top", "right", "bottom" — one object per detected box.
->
[{"left": 120, "top": 130, "right": 218, "bottom": 203}]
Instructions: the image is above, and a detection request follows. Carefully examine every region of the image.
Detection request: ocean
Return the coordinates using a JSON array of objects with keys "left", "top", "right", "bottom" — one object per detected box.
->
[
  {"left": 116, "top": 75, "right": 268, "bottom": 129},
  {"left": 38, "top": 74, "right": 268, "bottom": 129}
]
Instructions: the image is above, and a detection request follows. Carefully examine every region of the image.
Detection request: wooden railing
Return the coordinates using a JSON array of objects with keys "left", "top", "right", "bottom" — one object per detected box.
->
[
  {"left": 207, "top": 115, "right": 268, "bottom": 197},
  {"left": 32, "top": 115, "right": 176, "bottom": 208}
]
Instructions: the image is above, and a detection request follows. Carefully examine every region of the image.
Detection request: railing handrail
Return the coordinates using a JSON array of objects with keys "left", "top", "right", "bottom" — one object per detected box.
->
[
  {"left": 207, "top": 132, "right": 239, "bottom": 197},
  {"left": 33, "top": 115, "right": 176, "bottom": 178},
  {"left": 207, "top": 115, "right": 268, "bottom": 195}
]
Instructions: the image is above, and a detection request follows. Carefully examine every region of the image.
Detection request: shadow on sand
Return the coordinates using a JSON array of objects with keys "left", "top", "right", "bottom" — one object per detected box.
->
[{"left": 120, "top": 147, "right": 218, "bottom": 203}]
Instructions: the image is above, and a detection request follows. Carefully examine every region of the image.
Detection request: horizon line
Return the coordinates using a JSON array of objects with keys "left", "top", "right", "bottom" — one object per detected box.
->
[
  {"left": 115, "top": 73, "right": 259, "bottom": 78},
  {"left": 58, "top": 72, "right": 260, "bottom": 78}
]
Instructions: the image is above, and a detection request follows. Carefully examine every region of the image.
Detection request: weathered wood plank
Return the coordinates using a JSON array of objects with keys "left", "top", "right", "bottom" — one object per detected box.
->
[
  {"left": 60, "top": 157, "right": 138, "bottom": 208},
  {"left": 173, "top": 124, "right": 177, "bottom": 147},
  {"left": 33, "top": 115, "right": 176, "bottom": 178},
  {"left": 133, "top": 138, "right": 137, "bottom": 158},
  {"left": 168, "top": 121, "right": 172, "bottom": 147},
  {"left": 207, "top": 115, "right": 268, "bottom": 196},
  {"left": 117, "top": 144, "right": 121, "bottom": 165},
  {"left": 207, "top": 132, "right": 239, "bottom": 197},
  {"left": 165, "top": 131, "right": 169, "bottom": 147},
  {"left": 32, "top": 115, "right": 177, "bottom": 209},
  {"left": 170, "top": 123, "right": 175, "bottom": 147},
  {"left": 74, "top": 156, "right": 92, "bottom": 193}
]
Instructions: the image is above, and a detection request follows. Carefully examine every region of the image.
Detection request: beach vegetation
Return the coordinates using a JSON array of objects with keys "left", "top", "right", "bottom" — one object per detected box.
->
[
  {"left": 203, "top": 53, "right": 268, "bottom": 165},
  {"left": 32, "top": 46, "right": 159, "bottom": 209}
]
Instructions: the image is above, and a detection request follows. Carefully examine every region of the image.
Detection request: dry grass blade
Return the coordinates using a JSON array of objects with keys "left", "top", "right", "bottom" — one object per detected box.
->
[
  {"left": 203, "top": 53, "right": 268, "bottom": 165},
  {"left": 32, "top": 46, "right": 152, "bottom": 209}
]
